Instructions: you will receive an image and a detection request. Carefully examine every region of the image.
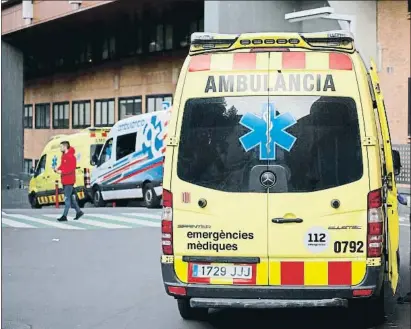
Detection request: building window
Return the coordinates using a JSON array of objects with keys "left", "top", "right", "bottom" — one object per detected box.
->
[
  {"left": 72, "top": 100, "right": 91, "bottom": 128},
  {"left": 35, "top": 103, "right": 50, "bottom": 129},
  {"left": 119, "top": 97, "right": 142, "bottom": 120},
  {"left": 146, "top": 94, "right": 173, "bottom": 113},
  {"left": 24, "top": 159, "right": 32, "bottom": 174},
  {"left": 94, "top": 99, "right": 115, "bottom": 127},
  {"left": 149, "top": 24, "right": 173, "bottom": 52},
  {"left": 24, "top": 105, "right": 33, "bottom": 128},
  {"left": 52, "top": 102, "right": 69, "bottom": 129},
  {"left": 102, "top": 36, "right": 116, "bottom": 60}
]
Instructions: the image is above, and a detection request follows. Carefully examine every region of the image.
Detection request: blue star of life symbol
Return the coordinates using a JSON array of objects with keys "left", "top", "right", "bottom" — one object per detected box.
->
[
  {"left": 51, "top": 155, "right": 58, "bottom": 169},
  {"left": 239, "top": 103, "right": 297, "bottom": 160}
]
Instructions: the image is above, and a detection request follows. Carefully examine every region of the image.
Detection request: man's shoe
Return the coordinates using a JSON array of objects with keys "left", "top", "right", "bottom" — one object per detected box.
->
[
  {"left": 74, "top": 211, "right": 84, "bottom": 220},
  {"left": 57, "top": 216, "right": 68, "bottom": 222}
]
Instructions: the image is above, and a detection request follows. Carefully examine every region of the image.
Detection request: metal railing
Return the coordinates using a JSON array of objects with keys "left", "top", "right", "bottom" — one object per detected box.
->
[{"left": 393, "top": 144, "right": 410, "bottom": 185}]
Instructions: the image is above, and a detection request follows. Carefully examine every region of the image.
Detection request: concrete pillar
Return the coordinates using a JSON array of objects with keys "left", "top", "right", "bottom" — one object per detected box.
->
[{"left": 1, "top": 41, "right": 24, "bottom": 189}]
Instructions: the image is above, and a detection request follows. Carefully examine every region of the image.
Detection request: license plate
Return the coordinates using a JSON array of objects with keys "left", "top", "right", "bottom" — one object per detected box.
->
[{"left": 192, "top": 264, "right": 252, "bottom": 279}]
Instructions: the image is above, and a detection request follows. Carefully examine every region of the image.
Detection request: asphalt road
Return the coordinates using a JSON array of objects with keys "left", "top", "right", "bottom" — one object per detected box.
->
[{"left": 2, "top": 204, "right": 410, "bottom": 329}]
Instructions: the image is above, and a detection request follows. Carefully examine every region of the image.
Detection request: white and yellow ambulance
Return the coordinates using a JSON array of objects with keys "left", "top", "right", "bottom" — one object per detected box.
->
[
  {"left": 28, "top": 127, "right": 110, "bottom": 208},
  {"left": 160, "top": 31, "right": 403, "bottom": 326}
]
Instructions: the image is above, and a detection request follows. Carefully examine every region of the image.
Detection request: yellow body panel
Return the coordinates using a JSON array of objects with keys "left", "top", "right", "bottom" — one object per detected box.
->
[{"left": 163, "top": 32, "right": 399, "bottom": 293}]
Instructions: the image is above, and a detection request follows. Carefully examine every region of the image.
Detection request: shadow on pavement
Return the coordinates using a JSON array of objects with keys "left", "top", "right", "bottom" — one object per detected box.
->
[{"left": 206, "top": 308, "right": 368, "bottom": 329}]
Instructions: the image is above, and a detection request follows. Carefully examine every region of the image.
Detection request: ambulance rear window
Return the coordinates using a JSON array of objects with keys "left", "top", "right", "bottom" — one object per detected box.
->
[{"left": 177, "top": 96, "right": 363, "bottom": 193}]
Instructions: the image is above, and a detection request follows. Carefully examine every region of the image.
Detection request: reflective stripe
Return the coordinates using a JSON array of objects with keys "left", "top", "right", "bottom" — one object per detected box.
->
[{"left": 189, "top": 52, "right": 353, "bottom": 72}]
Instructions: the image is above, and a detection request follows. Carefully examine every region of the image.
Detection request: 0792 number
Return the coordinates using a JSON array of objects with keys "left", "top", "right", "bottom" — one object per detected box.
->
[{"left": 334, "top": 241, "right": 364, "bottom": 253}]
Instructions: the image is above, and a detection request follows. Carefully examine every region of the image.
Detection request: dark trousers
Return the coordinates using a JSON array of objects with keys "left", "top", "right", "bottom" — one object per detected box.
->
[{"left": 63, "top": 185, "right": 81, "bottom": 217}]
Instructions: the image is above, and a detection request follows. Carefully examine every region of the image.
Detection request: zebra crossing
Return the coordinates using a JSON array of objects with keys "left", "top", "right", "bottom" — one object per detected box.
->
[
  {"left": 1, "top": 211, "right": 162, "bottom": 230},
  {"left": 1, "top": 210, "right": 409, "bottom": 230}
]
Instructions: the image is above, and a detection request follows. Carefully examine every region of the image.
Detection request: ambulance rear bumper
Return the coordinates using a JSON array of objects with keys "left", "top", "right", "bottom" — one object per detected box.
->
[
  {"left": 190, "top": 297, "right": 348, "bottom": 308},
  {"left": 161, "top": 263, "right": 384, "bottom": 305}
]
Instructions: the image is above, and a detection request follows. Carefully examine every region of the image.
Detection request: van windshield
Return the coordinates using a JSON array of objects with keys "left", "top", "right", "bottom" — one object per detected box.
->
[
  {"left": 90, "top": 144, "right": 104, "bottom": 160},
  {"left": 177, "top": 96, "right": 363, "bottom": 193}
]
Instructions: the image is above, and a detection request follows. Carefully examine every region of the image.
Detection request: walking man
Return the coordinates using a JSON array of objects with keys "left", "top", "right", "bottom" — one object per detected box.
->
[{"left": 54, "top": 141, "right": 84, "bottom": 222}]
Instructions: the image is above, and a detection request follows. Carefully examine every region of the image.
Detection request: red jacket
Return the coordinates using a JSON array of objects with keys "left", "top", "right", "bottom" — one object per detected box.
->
[{"left": 58, "top": 147, "right": 77, "bottom": 185}]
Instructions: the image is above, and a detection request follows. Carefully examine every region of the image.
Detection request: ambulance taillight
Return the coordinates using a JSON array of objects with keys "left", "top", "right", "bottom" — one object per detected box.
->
[
  {"left": 161, "top": 189, "right": 173, "bottom": 255},
  {"left": 367, "top": 189, "right": 383, "bottom": 258}
]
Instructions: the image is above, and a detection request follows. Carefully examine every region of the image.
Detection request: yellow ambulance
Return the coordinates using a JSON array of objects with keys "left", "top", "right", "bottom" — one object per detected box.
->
[
  {"left": 160, "top": 31, "right": 403, "bottom": 325},
  {"left": 28, "top": 127, "right": 110, "bottom": 208}
]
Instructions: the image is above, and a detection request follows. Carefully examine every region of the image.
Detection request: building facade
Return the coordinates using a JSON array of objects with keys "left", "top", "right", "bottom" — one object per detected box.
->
[{"left": 1, "top": 0, "right": 410, "bottom": 186}]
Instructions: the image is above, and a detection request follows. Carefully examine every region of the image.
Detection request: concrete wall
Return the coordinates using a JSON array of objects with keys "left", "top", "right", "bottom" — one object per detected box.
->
[
  {"left": 204, "top": 0, "right": 377, "bottom": 69},
  {"left": 1, "top": 40, "right": 24, "bottom": 188},
  {"left": 204, "top": 0, "right": 303, "bottom": 33}
]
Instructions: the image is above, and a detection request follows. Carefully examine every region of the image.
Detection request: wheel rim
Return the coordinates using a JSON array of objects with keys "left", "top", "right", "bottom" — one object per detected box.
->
[{"left": 145, "top": 189, "right": 153, "bottom": 203}]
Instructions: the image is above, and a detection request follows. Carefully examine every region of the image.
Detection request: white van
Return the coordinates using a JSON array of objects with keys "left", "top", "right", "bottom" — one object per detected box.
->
[{"left": 90, "top": 110, "right": 169, "bottom": 208}]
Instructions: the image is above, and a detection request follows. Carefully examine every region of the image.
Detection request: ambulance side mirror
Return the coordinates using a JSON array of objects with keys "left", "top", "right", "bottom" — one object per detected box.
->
[{"left": 392, "top": 150, "right": 401, "bottom": 176}]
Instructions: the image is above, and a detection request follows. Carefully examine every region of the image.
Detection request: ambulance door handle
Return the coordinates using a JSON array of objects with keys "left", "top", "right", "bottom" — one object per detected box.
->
[{"left": 272, "top": 218, "right": 303, "bottom": 224}]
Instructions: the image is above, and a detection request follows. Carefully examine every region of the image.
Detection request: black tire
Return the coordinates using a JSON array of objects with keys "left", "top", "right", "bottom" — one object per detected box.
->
[
  {"left": 143, "top": 183, "right": 160, "bottom": 208},
  {"left": 92, "top": 186, "right": 106, "bottom": 207},
  {"left": 349, "top": 285, "right": 385, "bottom": 327},
  {"left": 177, "top": 299, "right": 208, "bottom": 321},
  {"left": 29, "top": 193, "right": 42, "bottom": 209}
]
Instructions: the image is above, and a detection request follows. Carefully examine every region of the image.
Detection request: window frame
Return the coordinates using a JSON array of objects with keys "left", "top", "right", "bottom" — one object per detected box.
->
[
  {"left": 72, "top": 100, "right": 92, "bottom": 129},
  {"left": 97, "top": 138, "right": 114, "bottom": 167},
  {"left": 94, "top": 98, "right": 116, "bottom": 127},
  {"left": 52, "top": 101, "right": 70, "bottom": 129},
  {"left": 145, "top": 94, "right": 173, "bottom": 113},
  {"left": 118, "top": 96, "right": 143, "bottom": 120},
  {"left": 24, "top": 104, "right": 33, "bottom": 129},
  {"left": 116, "top": 132, "right": 137, "bottom": 161},
  {"left": 23, "top": 159, "right": 32, "bottom": 174},
  {"left": 35, "top": 103, "right": 51, "bottom": 129}
]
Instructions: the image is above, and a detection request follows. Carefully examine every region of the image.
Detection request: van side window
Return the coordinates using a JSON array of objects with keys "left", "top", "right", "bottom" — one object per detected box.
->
[
  {"left": 35, "top": 155, "right": 47, "bottom": 177},
  {"left": 116, "top": 132, "right": 137, "bottom": 160},
  {"left": 99, "top": 138, "right": 113, "bottom": 166}
]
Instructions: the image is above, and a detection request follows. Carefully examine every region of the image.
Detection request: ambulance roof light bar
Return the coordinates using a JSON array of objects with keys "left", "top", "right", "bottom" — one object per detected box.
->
[{"left": 190, "top": 31, "right": 355, "bottom": 55}]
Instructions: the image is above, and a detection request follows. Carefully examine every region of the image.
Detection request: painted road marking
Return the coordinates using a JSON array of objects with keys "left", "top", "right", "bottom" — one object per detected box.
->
[
  {"left": 86, "top": 214, "right": 160, "bottom": 227},
  {"left": 122, "top": 213, "right": 161, "bottom": 220},
  {"left": 42, "top": 215, "right": 130, "bottom": 229},
  {"left": 2, "top": 217, "right": 36, "bottom": 228},
  {"left": 5, "top": 214, "right": 84, "bottom": 230}
]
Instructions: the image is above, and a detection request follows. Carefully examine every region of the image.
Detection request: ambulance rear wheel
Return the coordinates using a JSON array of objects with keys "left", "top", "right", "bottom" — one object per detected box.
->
[
  {"left": 349, "top": 284, "right": 385, "bottom": 326},
  {"left": 177, "top": 299, "right": 208, "bottom": 321},
  {"left": 92, "top": 186, "right": 106, "bottom": 207},
  {"left": 29, "top": 193, "right": 42, "bottom": 209},
  {"left": 143, "top": 183, "right": 160, "bottom": 208}
]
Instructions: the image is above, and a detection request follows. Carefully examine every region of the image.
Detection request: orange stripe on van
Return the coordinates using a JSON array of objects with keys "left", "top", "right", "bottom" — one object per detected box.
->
[
  {"left": 329, "top": 53, "right": 352, "bottom": 70},
  {"left": 189, "top": 52, "right": 353, "bottom": 73},
  {"left": 282, "top": 52, "right": 306, "bottom": 69},
  {"left": 189, "top": 54, "right": 211, "bottom": 72},
  {"left": 233, "top": 53, "right": 257, "bottom": 70}
]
